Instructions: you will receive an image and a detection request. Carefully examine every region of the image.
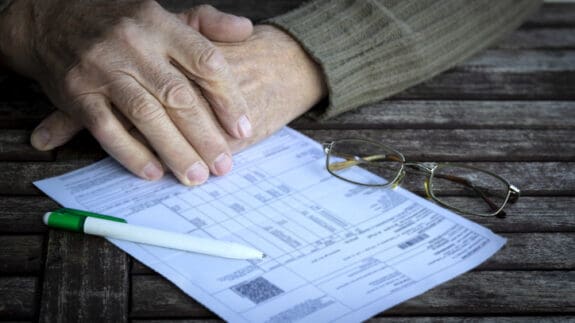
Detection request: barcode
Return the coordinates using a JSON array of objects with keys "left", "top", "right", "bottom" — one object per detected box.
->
[
  {"left": 398, "top": 233, "right": 429, "bottom": 250},
  {"left": 232, "top": 277, "right": 284, "bottom": 304}
]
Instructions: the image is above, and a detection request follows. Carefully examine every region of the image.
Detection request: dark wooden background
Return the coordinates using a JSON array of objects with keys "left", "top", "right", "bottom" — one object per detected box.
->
[{"left": 1, "top": 1, "right": 574, "bottom": 322}]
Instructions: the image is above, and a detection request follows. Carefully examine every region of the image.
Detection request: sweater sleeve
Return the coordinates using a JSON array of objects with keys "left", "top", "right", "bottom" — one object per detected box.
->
[{"left": 266, "top": 0, "right": 542, "bottom": 119}]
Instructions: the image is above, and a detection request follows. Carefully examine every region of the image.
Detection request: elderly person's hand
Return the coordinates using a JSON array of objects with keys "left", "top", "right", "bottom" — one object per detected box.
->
[
  {"left": 0, "top": 0, "right": 254, "bottom": 185},
  {"left": 216, "top": 25, "right": 328, "bottom": 152},
  {"left": 34, "top": 24, "right": 328, "bottom": 163}
]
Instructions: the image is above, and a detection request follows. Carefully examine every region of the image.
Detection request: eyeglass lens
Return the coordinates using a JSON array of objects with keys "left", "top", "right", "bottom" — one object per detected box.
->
[
  {"left": 429, "top": 165, "right": 510, "bottom": 216},
  {"left": 327, "top": 139, "right": 403, "bottom": 186}
]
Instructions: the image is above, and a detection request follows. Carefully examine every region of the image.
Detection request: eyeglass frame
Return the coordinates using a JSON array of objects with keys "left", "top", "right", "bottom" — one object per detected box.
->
[{"left": 322, "top": 138, "right": 520, "bottom": 218}]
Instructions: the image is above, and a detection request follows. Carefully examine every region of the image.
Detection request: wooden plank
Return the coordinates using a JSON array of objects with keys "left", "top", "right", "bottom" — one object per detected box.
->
[
  {"left": 0, "top": 277, "right": 37, "bottom": 320},
  {"left": 478, "top": 233, "right": 575, "bottom": 270},
  {"left": 526, "top": 3, "right": 575, "bottom": 27},
  {"left": 0, "top": 130, "right": 53, "bottom": 161},
  {"left": 0, "top": 196, "right": 58, "bottom": 233},
  {"left": 398, "top": 72, "right": 575, "bottom": 102},
  {"left": 130, "top": 271, "right": 575, "bottom": 317},
  {"left": 39, "top": 230, "right": 129, "bottom": 323},
  {"left": 298, "top": 129, "right": 575, "bottom": 162},
  {"left": 131, "top": 275, "right": 214, "bottom": 318},
  {"left": 497, "top": 28, "right": 575, "bottom": 49},
  {"left": 458, "top": 197, "right": 575, "bottom": 233},
  {"left": 2, "top": 161, "right": 574, "bottom": 196},
  {"left": 131, "top": 231, "right": 575, "bottom": 274},
  {"left": 0, "top": 160, "right": 95, "bottom": 195},
  {"left": 0, "top": 235, "right": 43, "bottom": 274},
  {"left": 292, "top": 100, "right": 575, "bottom": 129}
]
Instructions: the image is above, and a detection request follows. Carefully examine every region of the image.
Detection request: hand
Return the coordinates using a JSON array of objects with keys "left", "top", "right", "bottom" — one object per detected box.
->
[
  {"left": 0, "top": 1, "right": 253, "bottom": 185},
  {"left": 216, "top": 25, "right": 328, "bottom": 152},
  {"left": 24, "top": 24, "right": 328, "bottom": 177}
]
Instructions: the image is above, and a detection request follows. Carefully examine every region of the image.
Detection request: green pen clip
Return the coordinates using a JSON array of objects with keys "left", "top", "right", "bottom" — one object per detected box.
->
[{"left": 45, "top": 208, "right": 126, "bottom": 232}]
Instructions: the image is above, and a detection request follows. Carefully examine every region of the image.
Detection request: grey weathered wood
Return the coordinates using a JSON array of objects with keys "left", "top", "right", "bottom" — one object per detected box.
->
[
  {"left": 0, "top": 235, "right": 43, "bottom": 274},
  {"left": 478, "top": 233, "right": 575, "bottom": 270},
  {"left": 459, "top": 197, "right": 575, "bottom": 233},
  {"left": 131, "top": 275, "right": 214, "bottom": 318},
  {"left": 0, "top": 277, "right": 37, "bottom": 319},
  {"left": 292, "top": 100, "right": 575, "bottom": 129},
  {"left": 130, "top": 271, "right": 575, "bottom": 317},
  {"left": 299, "top": 129, "right": 575, "bottom": 162},
  {"left": 0, "top": 196, "right": 58, "bottom": 233},
  {"left": 497, "top": 28, "right": 575, "bottom": 49},
  {"left": 39, "top": 230, "right": 129, "bottom": 323},
  {"left": 0, "top": 130, "right": 53, "bottom": 161},
  {"left": 526, "top": 3, "right": 575, "bottom": 27}
]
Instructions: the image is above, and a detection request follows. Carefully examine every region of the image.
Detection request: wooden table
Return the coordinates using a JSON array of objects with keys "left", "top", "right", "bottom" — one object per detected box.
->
[{"left": 1, "top": 1, "right": 574, "bottom": 322}]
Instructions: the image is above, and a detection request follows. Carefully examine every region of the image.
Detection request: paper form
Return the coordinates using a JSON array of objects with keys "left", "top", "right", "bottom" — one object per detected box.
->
[{"left": 35, "top": 127, "right": 505, "bottom": 323}]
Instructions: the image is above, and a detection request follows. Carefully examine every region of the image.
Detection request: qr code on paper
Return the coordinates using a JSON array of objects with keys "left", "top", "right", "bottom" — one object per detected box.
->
[{"left": 232, "top": 277, "right": 284, "bottom": 304}]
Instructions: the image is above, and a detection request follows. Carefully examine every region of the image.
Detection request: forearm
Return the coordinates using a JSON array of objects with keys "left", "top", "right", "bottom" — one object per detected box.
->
[{"left": 267, "top": 0, "right": 542, "bottom": 119}]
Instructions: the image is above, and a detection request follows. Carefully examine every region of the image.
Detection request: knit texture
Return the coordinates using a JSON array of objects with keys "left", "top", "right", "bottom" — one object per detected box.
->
[{"left": 267, "top": 0, "right": 542, "bottom": 119}]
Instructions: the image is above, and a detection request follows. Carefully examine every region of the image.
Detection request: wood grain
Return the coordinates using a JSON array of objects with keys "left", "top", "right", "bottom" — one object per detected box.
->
[
  {"left": 0, "top": 235, "right": 43, "bottom": 274},
  {"left": 130, "top": 271, "right": 575, "bottom": 317},
  {"left": 0, "top": 277, "right": 37, "bottom": 320},
  {"left": 39, "top": 230, "right": 129, "bottom": 323}
]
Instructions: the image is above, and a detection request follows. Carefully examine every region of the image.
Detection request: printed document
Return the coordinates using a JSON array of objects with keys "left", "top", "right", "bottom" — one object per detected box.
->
[{"left": 35, "top": 128, "right": 505, "bottom": 322}]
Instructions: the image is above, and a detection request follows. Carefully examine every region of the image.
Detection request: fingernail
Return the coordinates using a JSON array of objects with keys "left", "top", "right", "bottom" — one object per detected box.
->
[
  {"left": 143, "top": 162, "right": 163, "bottom": 180},
  {"left": 31, "top": 127, "right": 51, "bottom": 149},
  {"left": 214, "top": 153, "right": 232, "bottom": 175},
  {"left": 237, "top": 115, "right": 252, "bottom": 138},
  {"left": 186, "top": 162, "right": 209, "bottom": 185}
]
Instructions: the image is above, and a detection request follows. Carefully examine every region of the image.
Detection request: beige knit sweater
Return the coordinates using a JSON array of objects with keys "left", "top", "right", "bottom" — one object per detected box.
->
[{"left": 267, "top": 0, "right": 542, "bottom": 119}]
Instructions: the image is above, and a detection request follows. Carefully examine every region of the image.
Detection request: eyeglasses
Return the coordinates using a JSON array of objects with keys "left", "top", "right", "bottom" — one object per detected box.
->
[{"left": 323, "top": 139, "right": 520, "bottom": 217}]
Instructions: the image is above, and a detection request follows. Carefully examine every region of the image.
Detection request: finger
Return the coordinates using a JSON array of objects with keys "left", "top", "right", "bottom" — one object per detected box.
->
[
  {"left": 133, "top": 61, "right": 233, "bottom": 176},
  {"left": 74, "top": 94, "right": 164, "bottom": 181},
  {"left": 31, "top": 110, "right": 83, "bottom": 150},
  {"left": 108, "top": 76, "right": 211, "bottom": 186},
  {"left": 165, "top": 19, "right": 252, "bottom": 140},
  {"left": 178, "top": 4, "right": 253, "bottom": 42}
]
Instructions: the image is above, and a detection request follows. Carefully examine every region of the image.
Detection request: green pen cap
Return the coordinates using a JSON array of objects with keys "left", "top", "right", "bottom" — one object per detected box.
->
[{"left": 43, "top": 208, "right": 126, "bottom": 232}]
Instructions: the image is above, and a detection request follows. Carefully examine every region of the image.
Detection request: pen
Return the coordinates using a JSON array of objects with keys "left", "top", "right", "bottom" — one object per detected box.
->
[{"left": 43, "top": 208, "right": 265, "bottom": 260}]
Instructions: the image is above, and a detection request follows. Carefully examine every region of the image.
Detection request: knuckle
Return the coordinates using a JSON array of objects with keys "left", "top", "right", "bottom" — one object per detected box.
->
[
  {"left": 110, "top": 18, "right": 140, "bottom": 44},
  {"left": 196, "top": 46, "right": 227, "bottom": 75},
  {"left": 127, "top": 96, "right": 164, "bottom": 123},
  {"left": 161, "top": 81, "right": 196, "bottom": 108}
]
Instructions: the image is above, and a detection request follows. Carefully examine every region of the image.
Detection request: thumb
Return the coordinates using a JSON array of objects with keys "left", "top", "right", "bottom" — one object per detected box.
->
[
  {"left": 31, "top": 111, "right": 83, "bottom": 151},
  {"left": 178, "top": 5, "right": 253, "bottom": 42}
]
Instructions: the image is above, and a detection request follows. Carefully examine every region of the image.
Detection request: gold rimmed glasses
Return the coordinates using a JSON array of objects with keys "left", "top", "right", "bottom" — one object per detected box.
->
[{"left": 323, "top": 139, "right": 520, "bottom": 217}]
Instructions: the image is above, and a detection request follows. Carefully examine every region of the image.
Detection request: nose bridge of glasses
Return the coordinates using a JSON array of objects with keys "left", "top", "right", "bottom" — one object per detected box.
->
[{"left": 404, "top": 162, "right": 436, "bottom": 175}]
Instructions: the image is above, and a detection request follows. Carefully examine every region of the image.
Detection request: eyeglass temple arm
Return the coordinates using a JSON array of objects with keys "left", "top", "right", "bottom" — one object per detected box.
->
[{"left": 327, "top": 153, "right": 388, "bottom": 171}]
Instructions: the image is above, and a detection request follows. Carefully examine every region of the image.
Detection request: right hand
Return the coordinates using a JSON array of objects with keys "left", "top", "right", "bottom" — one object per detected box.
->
[{"left": 0, "top": 1, "right": 253, "bottom": 185}]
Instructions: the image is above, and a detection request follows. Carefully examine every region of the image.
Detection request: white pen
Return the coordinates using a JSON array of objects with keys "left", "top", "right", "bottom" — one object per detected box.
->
[{"left": 43, "top": 208, "right": 265, "bottom": 260}]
